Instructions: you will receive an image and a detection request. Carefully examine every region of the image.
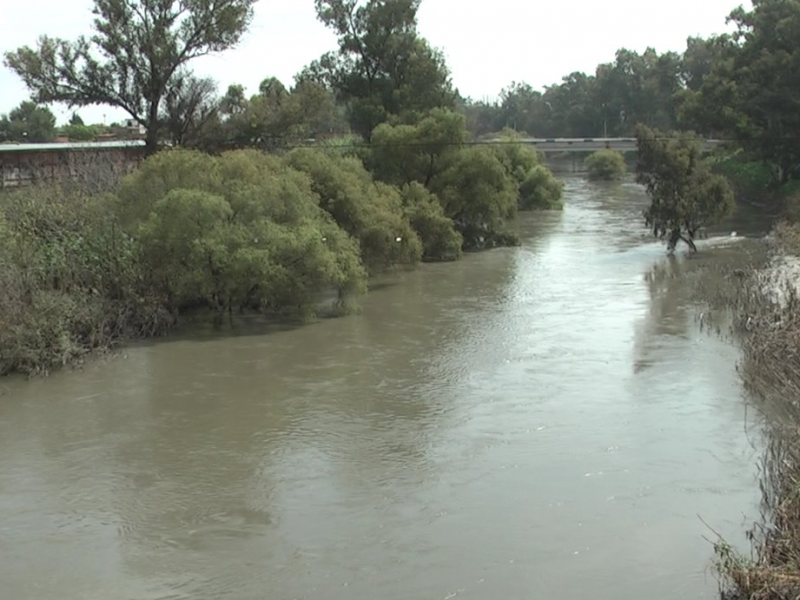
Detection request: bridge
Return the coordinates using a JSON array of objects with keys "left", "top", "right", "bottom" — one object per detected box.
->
[{"left": 485, "top": 137, "right": 723, "bottom": 154}]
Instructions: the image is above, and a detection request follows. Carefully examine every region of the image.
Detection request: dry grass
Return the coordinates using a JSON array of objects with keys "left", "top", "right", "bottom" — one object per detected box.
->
[{"left": 697, "top": 223, "right": 800, "bottom": 600}]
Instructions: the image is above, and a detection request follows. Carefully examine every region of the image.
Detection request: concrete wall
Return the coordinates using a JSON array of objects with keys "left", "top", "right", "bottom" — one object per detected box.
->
[{"left": 0, "top": 145, "right": 146, "bottom": 192}]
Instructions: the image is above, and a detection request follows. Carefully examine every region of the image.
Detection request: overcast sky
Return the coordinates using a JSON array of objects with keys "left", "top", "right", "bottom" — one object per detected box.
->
[{"left": 0, "top": 0, "right": 748, "bottom": 125}]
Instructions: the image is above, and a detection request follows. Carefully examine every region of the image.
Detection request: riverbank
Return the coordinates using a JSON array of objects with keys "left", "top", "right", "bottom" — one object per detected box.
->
[
  {"left": 0, "top": 142, "right": 564, "bottom": 377},
  {"left": 697, "top": 222, "right": 800, "bottom": 599}
]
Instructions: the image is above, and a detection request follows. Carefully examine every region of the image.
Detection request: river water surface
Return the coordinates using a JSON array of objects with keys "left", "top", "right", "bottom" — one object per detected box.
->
[{"left": 0, "top": 178, "right": 766, "bottom": 599}]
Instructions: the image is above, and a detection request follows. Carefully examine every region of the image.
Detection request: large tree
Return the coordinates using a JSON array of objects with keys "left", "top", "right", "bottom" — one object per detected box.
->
[
  {"left": 0, "top": 101, "right": 57, "bottom": 143},
  {"left": 636, "top": 124, "right": 734, "bottom": 252},
  {"left": 688, "top": 0, "right": 800, "bottom": 183},
  {"left": 304, "top": 0, "right": 455, "bottom": 139},
  {"left": 4, "top": 0, "right": 257, "bottom": 154}
]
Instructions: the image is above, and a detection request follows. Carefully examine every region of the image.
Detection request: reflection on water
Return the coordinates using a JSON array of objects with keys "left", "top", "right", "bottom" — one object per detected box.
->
[{"left": 0, "top": 177, "right": 763, "bottom": 600}]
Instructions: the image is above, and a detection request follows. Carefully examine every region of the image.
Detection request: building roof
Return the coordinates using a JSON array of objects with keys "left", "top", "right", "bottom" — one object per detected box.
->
[{"left": 0, "top": 140, "right": 146, "bottom": 153}]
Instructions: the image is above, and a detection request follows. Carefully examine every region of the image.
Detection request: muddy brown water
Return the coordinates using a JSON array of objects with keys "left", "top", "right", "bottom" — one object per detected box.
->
[{"left": 0, "top": 178, "right": 766, "bottom": 599}]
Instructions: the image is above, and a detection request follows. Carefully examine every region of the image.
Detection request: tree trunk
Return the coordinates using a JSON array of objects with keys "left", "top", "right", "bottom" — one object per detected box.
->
[{"left": 145, "top": 100, "right": 161, "bottom": 156}]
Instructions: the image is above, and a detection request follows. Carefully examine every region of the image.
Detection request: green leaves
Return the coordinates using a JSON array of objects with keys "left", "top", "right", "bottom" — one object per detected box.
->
[
  {"left": 311, "top": 0, "right": 454, "bottom": 138},
  {"left": 585, "top": 150, "right": 627, "bottom": 181},
  {"left": 0, "top": 101, "right": 57, "bottom": 143},
  {"left": 4, "top": 0, "right": 258, "bottom": 153},
  {"left": 636, "top": 125, "right": 735, "bottom": 251},
  {"left": 118, "top": 148, "right": 370, "bottom": 314},
  {"left": 286, "top": 148, "right": 423, "bottom": 271},
  {"left": 689, "top": 0, "right": 800, "bottom": 183}
]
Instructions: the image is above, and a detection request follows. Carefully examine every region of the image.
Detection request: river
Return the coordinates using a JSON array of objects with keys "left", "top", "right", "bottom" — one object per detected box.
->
[{"left": 0, "top": 177, "right": 766, "bottom": 600}]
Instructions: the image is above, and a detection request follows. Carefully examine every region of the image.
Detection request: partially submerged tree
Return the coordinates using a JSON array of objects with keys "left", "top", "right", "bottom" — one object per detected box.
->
[
  {"left": 4, "top": 0, "right": 257, "bottom": 154},
  {"left": 636, "top": 124, "right": 734, "bottom": 252},
  {"left": 586, "top": 149, "right": 627, "bottom": 181}
]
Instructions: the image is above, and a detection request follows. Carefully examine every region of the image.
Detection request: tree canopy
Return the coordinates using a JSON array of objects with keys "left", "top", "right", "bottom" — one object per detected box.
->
[
  {"left": 684, "top": 0, "right": 800, "bottom": 183},
  {"left": 304, "top": 0, "right": 455, "bottom": 138},
  {"left": 0, "top": 101, "right": 56, "bottom": 143},
  {"left": 636, "top": 124, "right": 734, "bottom": 252},
  {"left": 4, "top": 0, "right": 257, "bottom": 154}
]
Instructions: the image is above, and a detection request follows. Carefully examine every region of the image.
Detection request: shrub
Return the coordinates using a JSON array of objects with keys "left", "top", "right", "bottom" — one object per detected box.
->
[
  {"left": 121, "top": 149, "right": 368, "bottom": 315},
  {"left": 400, "top": 183, "right": 462, "bottom": 261},
  {"left": 586, "top": 149, "right": 626, "bottom": 181},
  {"left": 0, "top": 186, "right": 170, "bottom": 375},
  {"left": 285, "top": 148, "right": 422, "bottom": 272},
  {"left": 519, "top": 164, "right": 564, "bottom": 210}
]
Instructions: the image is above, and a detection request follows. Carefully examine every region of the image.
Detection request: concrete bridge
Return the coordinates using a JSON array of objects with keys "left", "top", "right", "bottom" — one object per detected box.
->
[{"left": 486, "top": 137, "right": 723, "bottom": 153}]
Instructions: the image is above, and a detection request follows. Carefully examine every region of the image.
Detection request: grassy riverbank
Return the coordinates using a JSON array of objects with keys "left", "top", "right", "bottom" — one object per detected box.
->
[{"left": 697, "top": 223, "right": 800, "bottom": 599}]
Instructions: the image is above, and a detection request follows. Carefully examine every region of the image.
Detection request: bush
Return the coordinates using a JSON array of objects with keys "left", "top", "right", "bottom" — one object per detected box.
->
[
  {"left": 400, "top": 183, "right": 462, "bottom": 261},
  {"left": 121, "top": 149, "right": 368, "bottom": 315},
  {"left": 284, "top": 148, "right": 422, "bottom": 272},
  {"left": 519, "top": 164, "right": 564, "bottom": 210},
  {"left": 0, "top": 186, "right": 170, "bottom": 375},
  {"left": 586, "top": 149, "right": 626, "bottom": 181},
  {"left": 430, "top": 146, "right": 519, "bottom": 248},
  {"left": 492, "top": 136, "right": 542, "bottom": 184}
]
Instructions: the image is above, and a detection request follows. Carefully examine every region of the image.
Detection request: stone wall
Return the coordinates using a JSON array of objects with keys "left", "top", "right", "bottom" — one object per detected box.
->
[{"left": 0, "top": 143, "right": 146, "bottom": 193}]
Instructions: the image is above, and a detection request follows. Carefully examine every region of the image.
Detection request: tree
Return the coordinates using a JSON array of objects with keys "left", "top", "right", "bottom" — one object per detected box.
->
[
  {"left": 586, "top": 149, "right": 627, "bottom": 181},
  {"left": 429, "top": 145, "right": 519, "bottom": 247},
  {"left": 369, "top": 108, "right": 468, "bottom": 186},
  {"left": 636, "top": 124, "right": 734, "bottom": 252},
  {"left": 689, "top": 0, "right": 800, "bottom": 184},
  {"left": 0, "top": 101, "right": 56, "bottom": 142},
  {"left": 306, "top": 0, "right": 455, "bottom": 138},
  {"left": 285, "top": 148, "right": 423, "bottom": 271},
  {"left": 161, "top": 71, "right": 219, "bottom": 147},
  {"left": 60, "top": 124, "right": 98, "bottom": 141},
  {"left": 214, "top": 77, "right": 342, "bottom": 151},
  {"left": 69, "top": 112, "right": 84, "bottom": 126},
  {"left": 4, "top": 0, "right": 257, "bottom": 155},
  {"left": 117, "top": 149, "right": 367, "bottom": 314}
]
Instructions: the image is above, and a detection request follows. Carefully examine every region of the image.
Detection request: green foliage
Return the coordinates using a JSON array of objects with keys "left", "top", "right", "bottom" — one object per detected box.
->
[
  {"left": 400, "top": 183, "right": 462, "bottom": 261},
  {"left": 4, "top": 0, "right": 257, "bottom": 153},
  {"left": 430, "top": 145, "right": 519, "bottom": 248},
  {"left": 519, "top": 165, "right": 564, "bottom": 210},
  {"left": 0, "top": 186, "right": 170, "bottom": 375},
  {"left": 59, "top": 123, "right": 99, "bottom": 141},
  {"left": 491, "top": 132, "right": 542, "bottom": 184},
  {"left": 489, "top": 133, "right": 564, "bottom": 209},
  {"left": 306, "top": 0, "right": 455, "bottom": 138},
  {"left": 206, "top": 77, "right": 344, "bottom": 152},
  {"left": 0, "top": 101, "right": 56, "bottom": 142},
  {"left": 368, "top": 108, "right": 560, "bottom": 246},
  {"left": 118, "top": 148, "right": 368, "bottom": 313},
  {"left": 161, "top": 73, "right": 220, "bottom": 147},
  {"left": 708, "top": 149, "right": 775, "bottom": 193},
  {"left": 687, "top": 0, "right": 800, "bottom": 183},
  {"left": 586, "top": 149, "right": 627, "bottom": 181},
  {"left": 369, "top": 108, "right": 468, "bottom": 186},
  {"left": 285, "top": 148, "right": 422, "bottom": 271},
  {"left": 636, "top": 125, "right": 735, "bottom": 252}
]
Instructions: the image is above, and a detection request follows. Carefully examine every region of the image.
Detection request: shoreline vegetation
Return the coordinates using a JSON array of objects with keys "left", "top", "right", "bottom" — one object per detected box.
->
[
  {"left": 0, "top": 132, "right": 564, "bottom": 377},
  {"left": 694, "top": 224, "right": 800, "bottom": 600}
]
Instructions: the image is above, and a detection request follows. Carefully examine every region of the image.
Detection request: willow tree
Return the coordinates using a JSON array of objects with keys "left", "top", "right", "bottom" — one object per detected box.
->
[
  {"left": 4, "top": 0, "right": 257, "bottom": 154},
  {"left": 636, "top": 124, "right": 734, "bottom": 252}
]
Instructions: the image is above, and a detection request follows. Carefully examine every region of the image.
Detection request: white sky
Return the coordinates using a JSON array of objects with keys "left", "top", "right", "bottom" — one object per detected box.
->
[{"left": 0, "top": 0, "right": 747, "bottom": 125}]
